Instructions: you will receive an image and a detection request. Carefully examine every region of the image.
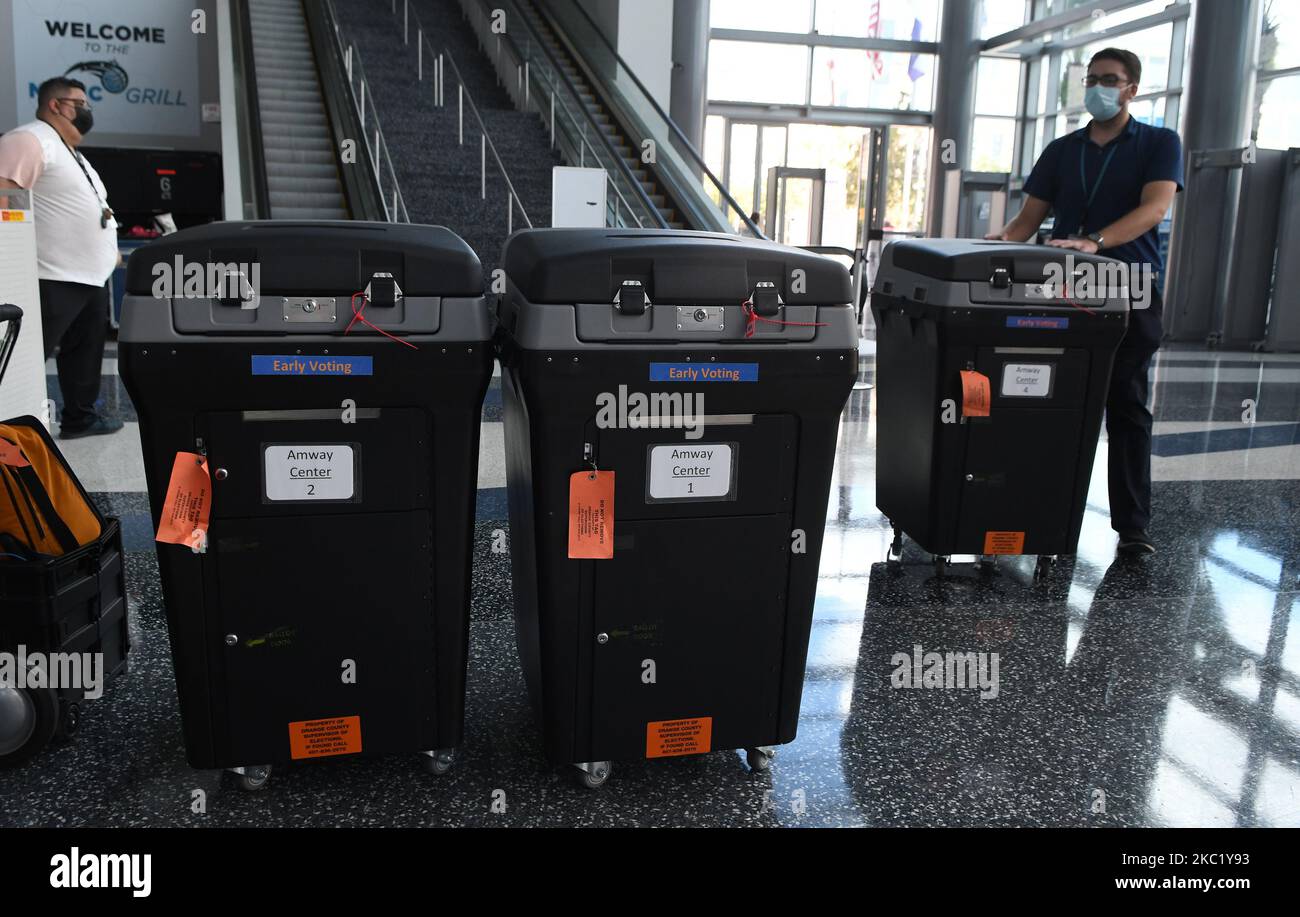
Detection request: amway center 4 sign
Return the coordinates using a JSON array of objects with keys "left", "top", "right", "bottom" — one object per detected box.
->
[{"left": 12, "top": 0, "right": 200, "bottom": 137}]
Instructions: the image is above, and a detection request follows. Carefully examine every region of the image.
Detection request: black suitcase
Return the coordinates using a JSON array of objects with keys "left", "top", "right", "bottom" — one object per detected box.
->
[{"left": 0, "top": 304, "right": 130, "bottom": 767}]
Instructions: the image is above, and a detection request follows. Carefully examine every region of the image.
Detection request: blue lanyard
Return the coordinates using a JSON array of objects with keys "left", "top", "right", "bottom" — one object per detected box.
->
[{"left": 1078, "top": 143, "right": 1118, "bottom": 233}]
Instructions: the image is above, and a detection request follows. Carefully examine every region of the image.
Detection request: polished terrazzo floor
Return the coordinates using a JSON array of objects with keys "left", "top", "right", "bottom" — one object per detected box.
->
[{"left": 3, "top": 345, "right": 1298, "bottom": 827}]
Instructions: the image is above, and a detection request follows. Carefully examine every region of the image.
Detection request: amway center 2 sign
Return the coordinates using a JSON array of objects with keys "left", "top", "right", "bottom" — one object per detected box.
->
[{"left": 12, "top": 0, "right": 200, "bottom": 137}]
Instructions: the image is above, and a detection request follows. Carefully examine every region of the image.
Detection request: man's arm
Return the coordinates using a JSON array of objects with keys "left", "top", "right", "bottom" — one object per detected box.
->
[
  {"left": 986, "top": 194, "right": 1052, "bottom": 242},
  {"left": 0, "top": 130, "right": 43, "bottom": 209},
  {"left": 1046, "top": 180, "right": 1176, "bottom": 253}
]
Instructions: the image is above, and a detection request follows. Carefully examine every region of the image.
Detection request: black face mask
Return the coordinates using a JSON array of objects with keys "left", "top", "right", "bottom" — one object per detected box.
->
[{"left": 64, "top": 105, "right": 93, "bottom": 136}]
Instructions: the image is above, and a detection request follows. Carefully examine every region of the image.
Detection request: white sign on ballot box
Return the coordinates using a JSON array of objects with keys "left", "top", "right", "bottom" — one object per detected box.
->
[{"left": 264, "top": 444, "right": 357, "bottom": 502}]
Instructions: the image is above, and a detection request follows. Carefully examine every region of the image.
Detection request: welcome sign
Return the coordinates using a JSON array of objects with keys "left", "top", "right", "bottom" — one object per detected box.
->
[{"left": 11, "top": 0, "right": 200, "bottom": 137}]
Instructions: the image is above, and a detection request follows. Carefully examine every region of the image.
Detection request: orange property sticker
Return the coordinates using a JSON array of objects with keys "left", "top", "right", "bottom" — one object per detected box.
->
[
  {"left": 568, "top": 470, "right": 614, "bottom": 559},
  {"left": 960, "top": 369, "right": 991, "bottom": 417},
  {"left": 983, "top": 530, "right": 1026, "bottom": 555},
  {"left": 646, "top": 716, "right": 713, "bottom": 759},
  {"left": 156, "top": 452, "right": 211, "bottom": 546},
  {"left": 0, "top": 438, "right": 30, "bottom": 467},
  {"left": 1, "top": 210, "right": 25, "bottom": 222},
  {"left": 288, "top": 715, "right": 363, "bottom": 760}
]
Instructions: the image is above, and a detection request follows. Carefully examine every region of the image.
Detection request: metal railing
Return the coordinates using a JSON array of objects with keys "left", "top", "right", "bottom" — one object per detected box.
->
[
  {"left": 459, "top": 0, "right": 666, "bottom": 229},
  {"left": 391, "top": 0, "right": 533, "bottom": 232},
  {"left": 537, "top": 0, "right": 763, "bottom": 235},
  {"left": 323, "top": 0, "right": 410, "bottom": 222},
  {"left": 231, "top": 0, "right": 270, "bottom": 218}
]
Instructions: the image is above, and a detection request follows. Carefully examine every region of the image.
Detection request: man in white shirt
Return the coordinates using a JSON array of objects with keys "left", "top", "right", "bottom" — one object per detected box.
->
[{"left": 0, "top": 76, "right": 123, "bottom": 438}]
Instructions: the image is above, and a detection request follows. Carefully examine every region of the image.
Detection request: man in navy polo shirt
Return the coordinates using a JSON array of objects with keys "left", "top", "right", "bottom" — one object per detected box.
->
[{"left": 988, "top": 47, "right": 1183, "bottom": 555}]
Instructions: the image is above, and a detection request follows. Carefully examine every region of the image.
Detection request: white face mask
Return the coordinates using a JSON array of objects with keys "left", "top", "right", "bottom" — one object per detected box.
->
[{"left": 1085, "top": 85, "right": 1123, "bottom": 121}]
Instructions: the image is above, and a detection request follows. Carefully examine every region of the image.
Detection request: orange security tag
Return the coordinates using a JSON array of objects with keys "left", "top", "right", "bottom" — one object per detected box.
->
[
  {"left": 646, "top": 716, "right": 713, "bottom": 758},
  {"left": 983, "top": 531, "right": 1025, "bottom": 555},
  {"left": 960, "top": 370, "right": 991, "bottom": 417},
  {"left": 568, "top": 470, "right": 614, "bottom": 559},
  {"left": 156, "top": 452, "right": 211, "bottom": 547},
  {"left": 288, "top": 715, "right": 363, "bottom": 759},
  {"left": 0, "top": 438, "right": 30, "bottom": 467}
]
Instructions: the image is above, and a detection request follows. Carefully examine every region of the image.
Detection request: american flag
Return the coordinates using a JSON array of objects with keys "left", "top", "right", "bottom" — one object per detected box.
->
[{"left": 868, "top": 0, "right": 884, "bottom": 79}]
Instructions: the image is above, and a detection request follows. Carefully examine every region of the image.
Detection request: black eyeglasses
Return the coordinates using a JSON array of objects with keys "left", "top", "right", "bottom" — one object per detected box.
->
[
  {"left": 1081, "top": 75, "right": 1132, "bottom": 88},
  {"left": 55, "top": 97, "right": 92, "bottom": 112}
]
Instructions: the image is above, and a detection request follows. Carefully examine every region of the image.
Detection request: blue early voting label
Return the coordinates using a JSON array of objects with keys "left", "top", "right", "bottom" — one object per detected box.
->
[
  {"left": 251, "top": 355, "right": 373, "bottom": 376},
  {"left": 1006, "top": 316, "right": 1069, "bottom": 330},
  {"left": 649, "top": 362, "right": 758, "bottom": 382}
]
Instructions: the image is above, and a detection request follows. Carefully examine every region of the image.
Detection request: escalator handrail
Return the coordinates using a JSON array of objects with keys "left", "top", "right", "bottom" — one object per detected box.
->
[
  {"left": 232, "top": 0, "right": 270, "bottom": 218},
  {"left": 311, "top": 0, "right": 387, "bottom": 220},
  {"left": 474, "top": 0, "right": 667, "bottom": 229},
  {"left": 540, "top": 0, "right": 762, "bottom": 237},
  {"left": 325, "top": 0, "right": 410, "bottom": 221},
  {"left": 485, "top": 0, "right": 662, "bottom": 227},
  {"left": 403, "top": 1, "right": 532, "bottom": 229}
]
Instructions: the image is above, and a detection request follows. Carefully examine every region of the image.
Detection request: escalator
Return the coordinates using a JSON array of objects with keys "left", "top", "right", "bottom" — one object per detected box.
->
[
  {"left": 230, "top": 0, "right": 385, "bottom": 220},
  {"left": 459, "top": 0, "right": 758, "bottom": 235},
  {"left": 514, "top": 1, "right": 682, "bottom": 228}
]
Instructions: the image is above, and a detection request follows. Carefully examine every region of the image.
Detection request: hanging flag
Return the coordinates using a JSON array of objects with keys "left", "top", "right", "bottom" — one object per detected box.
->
[
  {"left": 867, "top": 0, "right": 884, "bottom": 79},
  {"left": 908, "top": 18, "right": 926, "bottom": 82}
]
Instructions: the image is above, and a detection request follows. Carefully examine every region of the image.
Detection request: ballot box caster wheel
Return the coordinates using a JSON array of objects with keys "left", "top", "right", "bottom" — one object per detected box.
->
[
  {"left": 0, "top": 686, "right": 58, "bottom": 767},
  {"left": 56, "top": 701, "right": 81, "bottom": 739},
  {"left": 887, "top": 528, "right": 904, "bottom": 566},
  {"left": 576, "top": 761, "right": 612, "bottom": 789},
  {"left": 422, "top": 748, "right": 456, "bottom": 776},
  {"left": 1033, "top": 555, "right": 1057, "bottom": 582},
  {"left": 977, "top": 555, "right": 999, "bottom": 576},
  {"left": 746, "top": 746, "right": 775, "bottom": 772},
  {"left": 933, "top": 555, "right": 950, "bottom": 576},
  {"left": 234, "top": 765, "right": 271, "bottom": 792}
]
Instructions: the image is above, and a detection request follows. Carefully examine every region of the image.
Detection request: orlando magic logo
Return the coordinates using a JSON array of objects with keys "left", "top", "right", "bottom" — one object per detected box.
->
[{"left": 64, "top": 60, "right": 129, "bottom": 93}]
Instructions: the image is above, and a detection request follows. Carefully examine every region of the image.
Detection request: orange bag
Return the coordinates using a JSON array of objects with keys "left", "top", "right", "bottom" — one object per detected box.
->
[{"left": 0, "top": 417, "right": 102, "bottom": 557}]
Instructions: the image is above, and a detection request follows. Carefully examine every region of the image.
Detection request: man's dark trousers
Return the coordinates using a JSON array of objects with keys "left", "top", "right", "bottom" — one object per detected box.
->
[
  {"left": 39, "top": 279, "right": 108, "bottom": 432},
  {"left": 1106, "top": 286, "right": 1163, "bottom": 533}
]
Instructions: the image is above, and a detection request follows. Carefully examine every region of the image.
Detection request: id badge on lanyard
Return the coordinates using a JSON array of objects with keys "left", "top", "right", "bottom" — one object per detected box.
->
[{"left": 1071, "top": 143, "right": 1119, "bottom": 239}]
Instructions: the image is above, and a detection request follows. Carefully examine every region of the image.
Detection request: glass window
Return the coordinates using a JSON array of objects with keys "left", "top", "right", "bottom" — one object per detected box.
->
[
  {"left": 972, "top": 116, "right": 1016, "bottom": 172},
  {"left": 1062, "top": 0, "right": 1170, "bottom": 40},
  {"left": 813, "top": 0, "right": 940, "bottom": 41},
  {"left": 1258, "top": 75, "right": 1300, "bottom": 150},
  {"left": 809, "top": 47, "right": 935, "bottom": 110},
  {"left": 975, "top": 57, "right": 1022, "bottom": 116},
  {"left": 727, "top": 122, "right": 759, "bottom": 217},
  {"left": 980, "top": 0, "right": 1027, "bottom": 41},
  {"left": 1036, "top": 57, "right": 1052, "bottom": 114},
  {"left": 1055, "top": 109, "right": 1085, "bottom": 137},
  {"left": 785, "top": 123, "right": 872, "bottom": 248},
  {"left": 1058, "top": 56, "right": 1087, "bottom": 110},
  {"left": 884, "top": 125, "right": 931, "bottom": 233},
  {"left": 1079, "top": 24, "right": 1172, "bottom": 93},
  {"left": 1262, "top": 1, "right": 1300, "bottom": 71},
  {"left": 1127, "top": 96, "right": 1167, "bottom": 128},
  {"left": 710, "top": 0, "right": 811, "bottom": 32},
  {"left": 708, "top": 41, "right": 809, "bottom": 104},
  {"left": 1036, "top": 116, "right": 1055, "bottom": 156},
  {"left": 704, "top": 115, "right": 727, "bottom": 180},
  {"left": 756, "top": 125, "right": 788, "bottom": 220}
]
